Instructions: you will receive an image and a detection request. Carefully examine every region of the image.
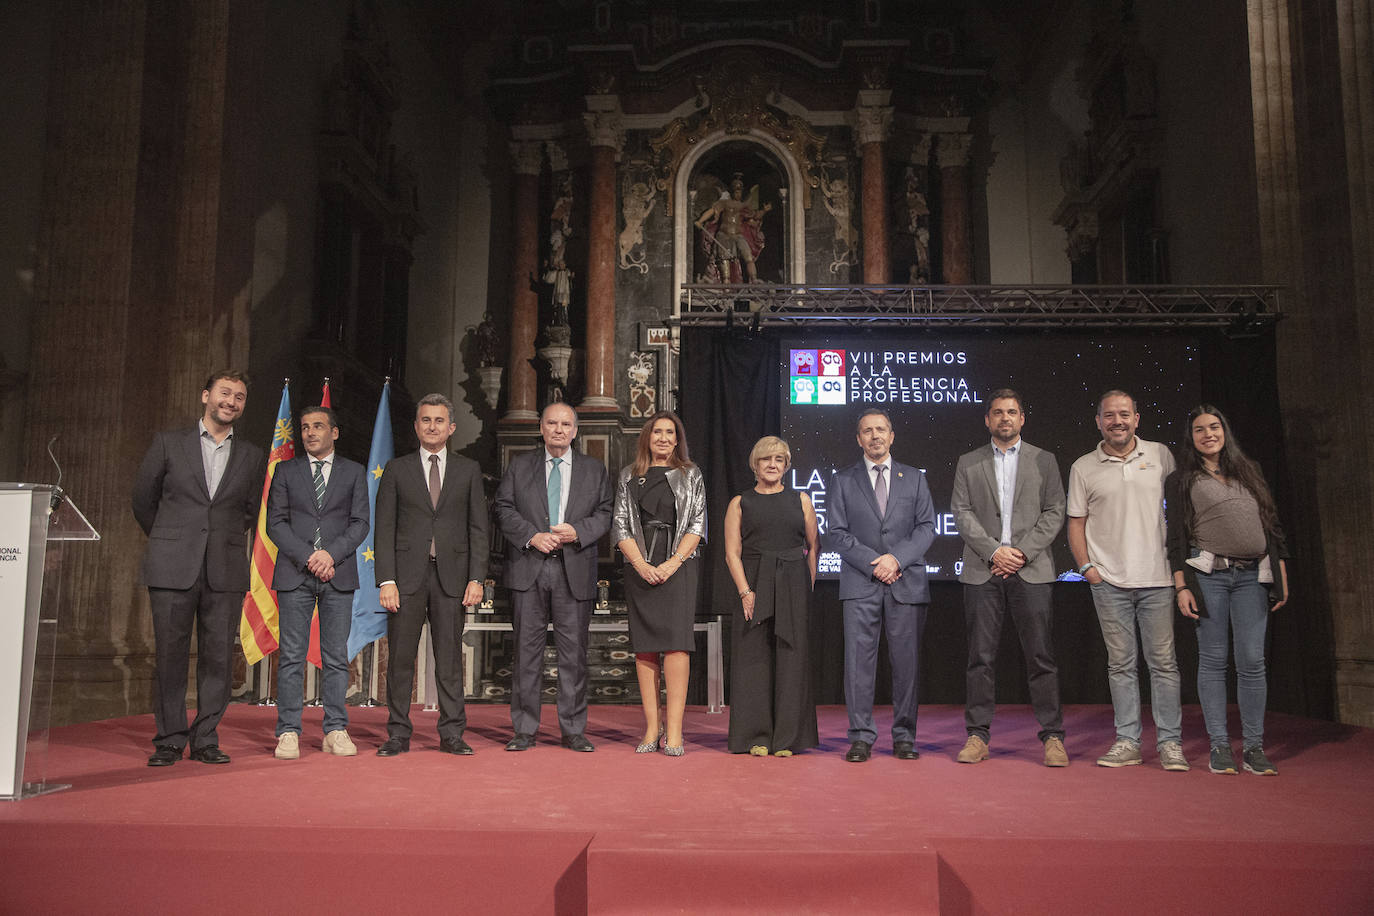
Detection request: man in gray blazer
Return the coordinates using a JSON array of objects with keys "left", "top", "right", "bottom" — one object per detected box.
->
[
  {"left": 132, "top": 370, "right": 265, "bottom": 766},
  {"left": 950, "top": 389, "right": 1068, "bottom": 767},
  {"left": 826, "top": 408, "right": 936, "bottom": 763},
  {"left": 494, "top": 402, "right": 613, "bottom": 752},
  {"left": 374, "top": 394, "right": 488, "bottom": 757},
  {"left": 266, "top": 406, "right": 370, "bottom": 759}
]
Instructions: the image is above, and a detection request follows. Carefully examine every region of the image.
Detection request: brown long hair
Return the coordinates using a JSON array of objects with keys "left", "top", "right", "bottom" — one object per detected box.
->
[
  {"left": 631, "top": 411, "right": 693, "bottom": 476},
  {"left": 1178, "top": 404, "right": 1280, "bottom": 537}
]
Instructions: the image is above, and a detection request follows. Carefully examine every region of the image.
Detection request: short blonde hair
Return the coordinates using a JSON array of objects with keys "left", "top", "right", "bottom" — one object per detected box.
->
[{"left": 749, "top": 436, "right": 791, "bottom": 477}]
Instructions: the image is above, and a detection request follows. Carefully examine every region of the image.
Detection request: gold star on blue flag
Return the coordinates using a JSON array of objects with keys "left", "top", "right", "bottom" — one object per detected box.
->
[{"left": 348, "top": 381, "right": 393, "bottom": 660}]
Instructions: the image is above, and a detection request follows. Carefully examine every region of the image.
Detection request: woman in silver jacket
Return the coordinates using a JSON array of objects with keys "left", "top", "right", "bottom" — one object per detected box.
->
[{"left": 612, "top": 411, "right": 707, "bottom": 756}]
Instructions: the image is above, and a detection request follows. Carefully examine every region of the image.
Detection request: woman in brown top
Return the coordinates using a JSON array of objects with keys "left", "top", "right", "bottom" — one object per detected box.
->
[{"left": 1165, "top": 405, "right": 1288, "bottom": 776}]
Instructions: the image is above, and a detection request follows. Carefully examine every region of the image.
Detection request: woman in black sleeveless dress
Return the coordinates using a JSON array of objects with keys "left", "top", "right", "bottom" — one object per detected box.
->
[
  {"left": 612, "top": 412, "right": 706, "bottom": 756},
  {"left": 723, "top": 436, "right": 820, "bottom": 755}
]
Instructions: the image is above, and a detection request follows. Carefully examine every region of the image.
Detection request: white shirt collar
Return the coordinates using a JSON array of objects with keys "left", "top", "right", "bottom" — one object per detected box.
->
[{"left": 863, "top": 455, "right": 890, "bottom": 475}]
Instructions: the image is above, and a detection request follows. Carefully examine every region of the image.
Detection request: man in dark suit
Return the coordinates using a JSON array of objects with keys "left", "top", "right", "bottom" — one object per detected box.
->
[
  {"left": 494, "top": 401, "right": 613, "bottom": 752},
  {"left": 132, "top": 369, "right": 265, "bottom": 766},
  {"left": 950, "top": 389, "right": 1068, "bottom": 767},
  {"left": 825, "top": 408, "right": 936, "bottom": 763},
  {"left": 373, "top": 393, "right": 488, "bottom": 757},
  {"left": 266, "top": 406, "right": 370, "bottom": 760}
]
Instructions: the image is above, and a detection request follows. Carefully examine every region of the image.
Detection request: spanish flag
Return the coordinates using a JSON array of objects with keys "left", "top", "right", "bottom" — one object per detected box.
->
[{"left": 240, "top": 382, "right": 295, "bottom": 663}]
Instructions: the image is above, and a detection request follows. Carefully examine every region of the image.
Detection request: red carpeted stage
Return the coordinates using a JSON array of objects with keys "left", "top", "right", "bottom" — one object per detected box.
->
[{"left": 1, "top": 704, "right": 1371, "bottom": 915}]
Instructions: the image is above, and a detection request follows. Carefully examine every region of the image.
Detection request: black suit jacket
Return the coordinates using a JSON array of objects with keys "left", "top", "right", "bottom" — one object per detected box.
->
[
  {"left": 131, "top": 425, "right": 265, "bottom": 591},
  {"left": 374, "top": 449, "right": 489, "bottom": 597},
  {"left": 266, "top": 454, "right": 370, "bottom": 592},
  {"left": 494, "top": 447, "right": 612, "bottom": 601}
]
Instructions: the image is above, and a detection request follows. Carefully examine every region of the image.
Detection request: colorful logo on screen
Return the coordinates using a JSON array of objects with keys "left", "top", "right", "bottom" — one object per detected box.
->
[{"left": 790, "top": 349, "right": 846, "bottom": 404}]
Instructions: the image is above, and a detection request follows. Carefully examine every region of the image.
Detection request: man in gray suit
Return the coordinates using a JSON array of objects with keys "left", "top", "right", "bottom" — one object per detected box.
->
[
  {"left": 266, "top": 406, "right": 370, "bottom": 759},
  {"left": 826, "top": 408, "right": 936, "bottom": 763},
  {"left": 374, "top": 393, "right": 488, "bottom": 757},
  {"left": 495, "top": 401, "right": 613, "bottom": 752},
  {"left": 950, "top": 388, "right": 1068, "bottom": 767},
  {"left": 132, "top": 370, "right": 265, "bottom": 767}
]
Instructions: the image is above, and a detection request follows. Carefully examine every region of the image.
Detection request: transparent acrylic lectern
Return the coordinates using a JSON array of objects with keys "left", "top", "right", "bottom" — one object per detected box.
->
[{"left": 0, "top": 484, "right": 99, "bottom": 800}]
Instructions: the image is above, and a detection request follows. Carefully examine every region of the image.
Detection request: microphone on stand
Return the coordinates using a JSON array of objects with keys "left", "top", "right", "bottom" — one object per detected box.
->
[{"left": 46, "top": 435, "right": 64, "bottom": 512}]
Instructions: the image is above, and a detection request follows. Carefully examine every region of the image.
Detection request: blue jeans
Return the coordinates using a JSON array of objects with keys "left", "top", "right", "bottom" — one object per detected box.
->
[
  {"left": 1090, "top": 582, "right": 1182, "bottom": 747},
  {"left": 1194, "top": 566, "right": 1269, "bottom": 748},
  {"left": 276, "top": 580, "right": 353, "bottom": 736}
]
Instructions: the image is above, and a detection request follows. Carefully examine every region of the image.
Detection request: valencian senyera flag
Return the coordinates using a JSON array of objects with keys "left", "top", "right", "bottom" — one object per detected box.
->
[
  {"left": 348, "top": 380, "right": 393, "bottom": 660},
  {"left": 240, "top": 382, "right": 294, "bottom": 664}
]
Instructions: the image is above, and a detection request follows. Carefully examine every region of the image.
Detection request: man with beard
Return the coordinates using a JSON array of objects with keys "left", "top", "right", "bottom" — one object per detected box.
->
[
  {"left": 132, "top": 370, "right": 265, "bottom": 766},
  {"left": 1067, "top": 390, "right": 1188, "bottom": 771},
  {"left": 950, "top": 389, "right": 1068, "bottom": 767}
]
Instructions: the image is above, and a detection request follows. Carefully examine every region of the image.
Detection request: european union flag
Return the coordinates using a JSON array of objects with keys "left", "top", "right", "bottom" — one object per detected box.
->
[{"left": 348, "top": 381, "right": 393, "bottom": 660}]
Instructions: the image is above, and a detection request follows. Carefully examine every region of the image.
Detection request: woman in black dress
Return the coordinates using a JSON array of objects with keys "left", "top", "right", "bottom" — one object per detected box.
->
[
  {"left": 612, "top": 411, "right": 706, "bottom": 756},
  {"left": 723, "top": 436, "right": 820, "bottom": 756}
]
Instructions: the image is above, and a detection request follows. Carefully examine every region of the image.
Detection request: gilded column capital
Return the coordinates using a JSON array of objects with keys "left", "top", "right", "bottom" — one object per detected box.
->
[
  {"left": 583, "top": 95, "right": 625, "bottom": 153},
  {"left": 853, "top": 104, "right": 894, "bottom": 148},
  {"left": 935, "top": 133, "right": 973, "bottom": 169},
  {"left": 510, "top": 140, "right": 544, "bottom": 176}
]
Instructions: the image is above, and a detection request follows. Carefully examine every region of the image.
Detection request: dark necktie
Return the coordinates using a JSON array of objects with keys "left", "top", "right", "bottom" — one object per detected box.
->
[
  {"left": 428, "top": 454, "right": 440, "bottom": 557},
  {"left": 311, "top": 460, "right": 325, "bottom": 548},
  {"left": 874, "top": 464, "right": 888, "bottom": 517}
]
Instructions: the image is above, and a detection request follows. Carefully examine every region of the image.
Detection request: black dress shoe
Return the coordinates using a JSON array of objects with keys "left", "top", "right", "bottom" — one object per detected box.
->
[
  {"left": 439, "top": 736, "right": 474, "bottom": 756},
  {"left": 505, "top": 733, "right": 536, "bottom": 752},
  {"left": 844, "top": 740, "right": 872, "bottom": 763},
  {"left": 188, "top": 745, "right": 230, "bottom": 764},
  {"left": 147, "top": 745, "right": 181, "bottom": 767},
  {"left": 893, "top": 740, "right": 920, "bottom": 760},
  {"left": 561, "top": 734, "right": 595, "bottom": 752},
  {"left": 376, "top": 736, "right": 410, "bottom": 757}
]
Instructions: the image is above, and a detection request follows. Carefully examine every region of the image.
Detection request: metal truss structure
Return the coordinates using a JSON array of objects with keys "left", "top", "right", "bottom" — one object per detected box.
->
[{"left": 677, "top": 284, "right": 1282, "bottom": 331}]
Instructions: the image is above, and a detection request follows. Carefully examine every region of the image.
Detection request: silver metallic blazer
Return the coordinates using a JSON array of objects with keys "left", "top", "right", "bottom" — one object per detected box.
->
[{"left": 612, "top": 464, "right": 707, "bottom": 561}]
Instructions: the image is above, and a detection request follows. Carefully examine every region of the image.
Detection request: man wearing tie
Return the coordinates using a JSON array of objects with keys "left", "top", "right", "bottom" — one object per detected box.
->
[
  {"left": 266, "top": 406, "right": 370, "bottom": 759},
  {"left": 132, "top": 370, "right": 265, "bottom": 766},
  {"left": 950, "top": 389, "right": 1068, "bottom": 767},
  {"left": 826, "top": 408, "right": 936, "bottom": 763},
  {"left": 495, "top": 402, "right": 613, "bottom": 752},
  {"left": 374, "top": 394, "right": 488, "bottom": 757}
]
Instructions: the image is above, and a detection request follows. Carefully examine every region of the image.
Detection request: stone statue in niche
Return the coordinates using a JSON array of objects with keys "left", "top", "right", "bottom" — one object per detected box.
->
[
  {"left": 474, "top": 311, "right": 500, "bottom": 367},
  {"left": 618, "top": 177, "right": 657, "bottom": 274},
  {"left": 542, "top": 171, "right": 574, "bottom": 342},
  {"left": 897, "top": 165, "right": 931, "bottom": 283},
  {"left": 819, "top": 166, "right": 858, "bottom": 275},
  {"left": 693, "top": 172, "right": 772, "bottom": 283}
]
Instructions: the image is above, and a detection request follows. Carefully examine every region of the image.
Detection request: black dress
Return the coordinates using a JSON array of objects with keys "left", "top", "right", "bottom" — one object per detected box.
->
[
  {"left": 727, "top": 488, "right": 819, "bottom": 753},
  {"left": 624, "top": 466, "right": 699, "bottom": 653}
]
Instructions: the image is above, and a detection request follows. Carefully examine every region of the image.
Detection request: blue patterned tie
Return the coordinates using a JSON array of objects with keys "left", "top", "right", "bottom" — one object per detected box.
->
[
  {"left": 548, "top": 456, "right": 563, "bottom": 526},
  {"left": 312, "top": 460, "right": 326, "bottom": 548}
]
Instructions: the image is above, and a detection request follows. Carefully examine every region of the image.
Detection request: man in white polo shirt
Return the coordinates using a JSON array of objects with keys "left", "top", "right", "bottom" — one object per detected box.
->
[{"left": 1067, "top": 390, "right": 1188, "bottom": 771}]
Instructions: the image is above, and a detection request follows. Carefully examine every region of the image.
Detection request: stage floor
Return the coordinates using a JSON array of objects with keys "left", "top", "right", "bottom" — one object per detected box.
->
[{"left": 2, "top": 703, "right": 1372, "bottom": 914}]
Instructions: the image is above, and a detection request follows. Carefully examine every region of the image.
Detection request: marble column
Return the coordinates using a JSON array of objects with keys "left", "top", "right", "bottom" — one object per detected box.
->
[
  {"left": 502, "top": 140, "right": 543, "bottom": 423},
  {"left": 855, "top": 94, "right": 893, "bottom": 284},
  {"left": 937, "top": 133, "right": 973, "bottom": 284},
  {"left": 580, "top": 98, "right": 624, "bottom": 411},
  {"left": 22, "top": 0, "right": 258, "bottom": 725}
]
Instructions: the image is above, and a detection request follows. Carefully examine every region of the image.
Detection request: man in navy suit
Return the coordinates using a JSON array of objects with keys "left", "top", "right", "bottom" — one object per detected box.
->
[
  {"left": 374, "top": 394, "right": 488, "bottom": 757},
  {"left": 132, "top": 370, "right": 265, "bottom": 766},
  {"left": 265, "top": 406, "right": 370, "bottom": 760},
  {"left": 825, "top": 408, "right": 936, "bottom": 762},
  {"left": 494, "top": 402, "right": 613, "bottom": 752}
]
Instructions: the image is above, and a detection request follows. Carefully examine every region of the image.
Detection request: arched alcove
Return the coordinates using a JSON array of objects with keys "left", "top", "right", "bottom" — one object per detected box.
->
[{"left": 672, "top": 129, "right": 809, "bottom": 309}]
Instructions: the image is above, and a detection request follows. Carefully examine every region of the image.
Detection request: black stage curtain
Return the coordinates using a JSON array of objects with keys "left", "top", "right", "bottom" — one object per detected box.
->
[{"left": 679, "top": 326, "right": 1334, "bottom": 720}]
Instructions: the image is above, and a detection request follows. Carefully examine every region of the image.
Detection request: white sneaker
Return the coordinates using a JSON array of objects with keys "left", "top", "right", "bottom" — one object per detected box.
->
[
  {"left": 1095, "top": 738, "right": 1142, "bottom": 767},
  {"left": 274, "top": 732, "right": 300, "bottom": 760},
  {"left": 1159, "top": 740, "right": 1190, "bottom": 772},
  {"left": 322, "top": 729, "right": 358, "bottom": 756}
]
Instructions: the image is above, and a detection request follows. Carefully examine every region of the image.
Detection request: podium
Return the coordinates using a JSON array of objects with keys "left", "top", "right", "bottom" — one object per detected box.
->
[{"left": 0, "top": 484, "right": 99, "bottom": 800}]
